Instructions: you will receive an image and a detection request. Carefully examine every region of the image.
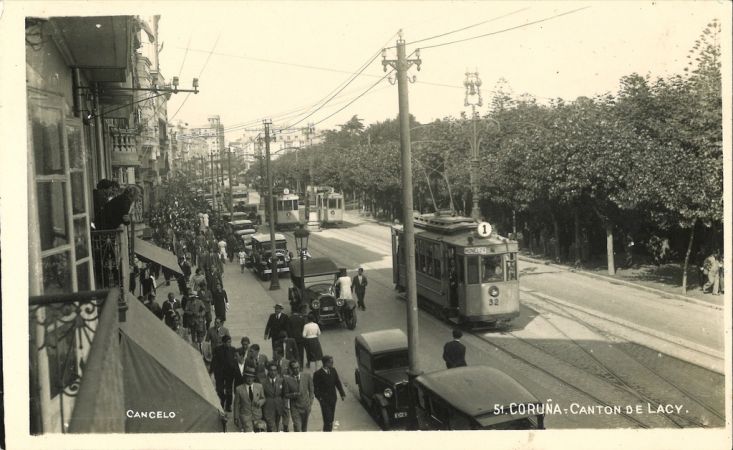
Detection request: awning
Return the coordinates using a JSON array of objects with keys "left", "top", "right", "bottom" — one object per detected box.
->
[
  {"left": 120, "top": 295, "right": 224, "bottom": 432},
  {"left": 134, "top": 238, "right": 183, "bottom": 275}
]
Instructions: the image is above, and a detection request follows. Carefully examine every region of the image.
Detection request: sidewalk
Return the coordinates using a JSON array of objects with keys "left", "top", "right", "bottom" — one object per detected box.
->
[
  {"left": 153, "top": 256, "right": 379, "bottom": 432},
  {"left": 348, "top": 211, "right": 724, "bottom": 311}
]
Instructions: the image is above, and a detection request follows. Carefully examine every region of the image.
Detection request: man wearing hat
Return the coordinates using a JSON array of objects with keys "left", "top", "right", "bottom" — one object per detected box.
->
[
  {"left": 264, "top": 303, "right": 290, "bottom": 357},
  {"left": 232, "top": 367, "right": 266, "bottom": 432},
  {"left": 352, "top": 267, "right": 368, "bottom": 311}
]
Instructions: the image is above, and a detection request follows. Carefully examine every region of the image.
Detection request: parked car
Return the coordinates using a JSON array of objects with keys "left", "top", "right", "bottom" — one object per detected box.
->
[
  {"left": 248, "top": 233, "right": 290, "bottom": 280},
  {"left": 287, "top": 257, "right": 357, "bottom": 329},
  {"left": 414, "top": 366, "right": 546, "bottom": 430},
  {"left": 354, "top": 329, "right": 410, "bottom": 430}
]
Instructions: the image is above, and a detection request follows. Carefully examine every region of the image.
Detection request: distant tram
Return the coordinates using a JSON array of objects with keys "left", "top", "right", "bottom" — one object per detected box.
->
[
  {"left": 315, "top": 189, "right": 345, "bottom": 226},
  {"left": 391, "top": 213, "right": 519, "bottom": 327},
  {"left": 274, "top": 189, "right": 301, "bottom": 230}
]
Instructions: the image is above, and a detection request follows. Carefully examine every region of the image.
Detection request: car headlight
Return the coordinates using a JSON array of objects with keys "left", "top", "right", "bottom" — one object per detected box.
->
[
  {"left": 383, "top": 388, "right": 393, "bottom": 398},
  {"left": 311, "top": 300, "right": 320, "bottom": 309},
  {"left": 336, "top": 298, "right": 344, "bottom": 306}
]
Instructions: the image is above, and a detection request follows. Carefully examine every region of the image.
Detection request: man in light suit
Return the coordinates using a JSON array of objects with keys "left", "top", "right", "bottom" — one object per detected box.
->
[
  {"left": 442, "top": 329, "right": 467, "bottom": 369},
  {"left": 313, "top": 355, "right": 346, "bottom": 432},
  {"left": 232, "top": 367, "right": 266, "bottom": 432},
  {"left": 352, "top": 267, "right": 368, "bottom": 310},
  {"left": 262, "top": 362, "right": 288, "bottom": 432},
  {"left": 283, "top": 360, "right": 314, "bottom": 432}
]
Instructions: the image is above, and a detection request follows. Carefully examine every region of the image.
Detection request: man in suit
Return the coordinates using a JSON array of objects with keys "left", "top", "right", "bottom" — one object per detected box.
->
[
  {"left": 286, "top": 304, "right": 307, "bottom": 368},
  {"left": 442, "top": 329, "right": 467, "bottom": 369},
  {"left": 264, "top": 303, "right": 289, "bottom": 357},
  {"left": 352, "top": 267, "right": 368, "bottom": 310},
  {"left": 245, "top": 344, "right": 269, "bottom": 384},
  {"left": 161, "top": 292, "right": 181, "bottom": 331},
  {"left": 232, "top": 367, "right": 266, "bottom": 432},
  {"left": 209, "top": 334, "right": 237, "bottom": 412},
  {"left": 233, "top": 348, "right": 248, "bottom": 389},
  {"left": 313, "top": 355, "right": 346, "bottom": 432},
  {"left": 283, "top": 360, "right": 314, "bottom": 432},
  {"left": 262, "top": 362, "right": 288, "bottom": 432}
]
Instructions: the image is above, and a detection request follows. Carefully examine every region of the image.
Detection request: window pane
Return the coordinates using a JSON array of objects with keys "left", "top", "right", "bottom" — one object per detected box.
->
[
  {"left": 76, "top": 260, "right": 90, "bottom": 291},
  {"left": 46, "top": 320, "right": 79, "bottom": 398},
  {"left": 466, "top": 256, "right": 479, "bottom": 284},
  {"left": 505, "top": 254, "right": 517, "bottom": 281},
  {"left": 481, "top": 255, "right": 504, "bottom": 282},
  {"left": 67, "top": 124, "right": 84, "bottom": 169},
  {"left": 37, "top": 181, "right": 68, "bottom": 251},
  {"left": 74, "top": 218, "right": 89, "bottom": 259},
  {"left": 42, "top": 252, "right": 72, "bottom": 295},
  {"left": 31, "top": 106, "right": 65, "bottom": 175},
  {"left": 70, "top": 171, "right": 86, "bottom": 214}
]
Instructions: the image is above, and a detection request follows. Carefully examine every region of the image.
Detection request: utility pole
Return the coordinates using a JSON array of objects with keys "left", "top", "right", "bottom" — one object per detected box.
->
[
  {"left": 264, "top": 119, "right": 280, "bottom": 290},
  {"left": 382, "top": 30, "right": 421, "bottom": 430},
  {"left": 227, "top": 147, "right": 234, "bottom": 213},
  {"left": 464, "top": 70, "right": 483, "bottom": 221},
  {"left": 210, "top": 151, "right": 216, "bottom": 215}
]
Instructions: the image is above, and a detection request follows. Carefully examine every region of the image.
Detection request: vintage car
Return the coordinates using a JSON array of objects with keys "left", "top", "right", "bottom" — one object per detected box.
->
[
  {"left": 354, "top": 329, "right": 410, "bottom": 430},
  {"left": 414, "top": 366, "right": 546, "bottom": 430},
  {"left": 248, "top": 233, "right": 290, "bottom": 280},
  {"left": 287, "top": 257, "right": 357, "bottom": 329}
]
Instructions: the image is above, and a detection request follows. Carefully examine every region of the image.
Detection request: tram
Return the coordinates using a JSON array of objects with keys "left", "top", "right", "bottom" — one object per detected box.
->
[
  {"left": 391, "top": 212, "right": 519, "bottom": 326},
  {"left": 315, "top": 189, "right": 345, "bottom": 226},
  {"left": 274, "top": 189, "right": 301, "bottom": 230}
]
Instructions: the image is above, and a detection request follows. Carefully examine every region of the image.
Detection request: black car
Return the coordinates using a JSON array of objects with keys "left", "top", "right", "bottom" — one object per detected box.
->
[
  {"left": 248, "top": 233, "right": 290, "bottom": 280},
  {"left": 288, "top": 257, "right": 357, "bottom": 329},
  {"left": 354, "top": 329, "right": 410, "bottom": 430}
]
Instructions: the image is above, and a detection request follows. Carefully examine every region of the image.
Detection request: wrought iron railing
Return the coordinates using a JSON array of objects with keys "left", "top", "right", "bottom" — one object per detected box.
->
[{"left": 91, "top": 230, "right": 123, "bottom": 289}]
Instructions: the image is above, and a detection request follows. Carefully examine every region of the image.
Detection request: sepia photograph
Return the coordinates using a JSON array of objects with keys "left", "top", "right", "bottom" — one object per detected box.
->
[{"left": 1, "top": 1, "right": 731, "bottom": 449}]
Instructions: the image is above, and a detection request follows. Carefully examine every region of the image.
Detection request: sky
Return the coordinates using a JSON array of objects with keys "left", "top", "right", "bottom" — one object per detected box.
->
[{"left": 147, "top": 1, "right": 726, "bottom": 142}]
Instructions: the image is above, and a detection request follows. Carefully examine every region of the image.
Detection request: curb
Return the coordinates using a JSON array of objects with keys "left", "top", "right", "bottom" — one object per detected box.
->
[
  {"left": 347, "top": 213, "right": 722, "bottom": 311},
  {"left": 518, "top": 255, "right": 722, "bottom": 311}
]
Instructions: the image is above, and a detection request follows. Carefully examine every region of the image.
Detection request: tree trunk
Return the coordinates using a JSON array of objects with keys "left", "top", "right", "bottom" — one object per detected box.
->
[
  {"left": 606, "top": 223, "right": 615, "bottom": 275},
  {"left": 574, "top": 208, "right": 582, "bottom": 263},
  {"left": 682, "top": 219, "right": 697, "bottom": 295},
  {"left": 551, "top": 213, "right": 561, "bottom": 262}
]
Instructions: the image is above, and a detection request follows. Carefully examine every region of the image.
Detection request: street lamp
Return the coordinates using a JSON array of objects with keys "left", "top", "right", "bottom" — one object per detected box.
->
[
  {"left": 294, "top": 225, "right": 310, "bottom": 289},
  {"left": 464, "top": 70, "right": 483, "bottom": 221}
]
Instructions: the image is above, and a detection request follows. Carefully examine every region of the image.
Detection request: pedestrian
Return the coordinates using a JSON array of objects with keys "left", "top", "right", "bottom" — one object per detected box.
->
[
  {"left": 302, "top": 314, "right": 323, "bottom": 370},
  {"left": 262, "top": 362, "right": 288, "bottom": 432},
  {"left": 703, "top": 250, "right": 721, "bottom": 295},
  {"left": 313, "top": 355, "right": 346, "bottom": 432},
  {"left": 161, "top": 292, "right": 181, "bottom": 331},
  {"left": 210, "top": 334, "right": 236, "bottom": 412},
  {"left": 212, "top": 282, "right": 229, "bottom": 322},
  {"left": 141, "top": 267, "right": 157, "bottom": 298},
  {"left": 190, "top": 268, "right": 207, "bottom": 293},
  {"left": 233, "top": 348, "right": 248, "bottom": 389},
  {"left": 287, "top": 304, "right": 307, "bottom": 368},
  {"left": 334, "top": 268, "right": 353, "bottom": 302},
  {"left": 198, "top": 288, "right": 213, "bottom": 331},
  {"left": 283, "top": 360, "right": 314, "bottom": 432},
  {"left": 232, "top": 367, "right": 266, "bottom": 432},
  {"left": 238, "top": 336, "right": 251, "bottom": 356},
  {"left": 218, "top": 238, "right": 228, "bottom": 263},
  {"left": 205, "top": 317, "right": 231, "bottom": 351},
  {"left": 442, "top": 329, "right": 467, "bottom": 369},
  {"left": 145, "top": 294, "right": 164, "bottom": 320},
  {"left": 180, "top": 256, "right": 192, "bottom": 282},
  {"left": 189, "top": 294, "right": 207, "bottom": 352},
  {"left": 352, "top": 267, "right": 368, "bottom": 311},
  {"left": 246, "top": 344, "right": 269, "bottom": 384},
  {"left": 238, "top": 248, "right": 248, "bottom": 273},
  {"left": 264, "top": 304, "right": 289, "bottom": 357},
  {"left": 271, "top": 347, "right": 290, "bottom": 377}
]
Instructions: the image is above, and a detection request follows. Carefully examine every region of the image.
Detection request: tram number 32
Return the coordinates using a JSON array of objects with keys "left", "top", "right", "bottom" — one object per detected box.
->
[{"left": 488, "top": 298, "right": 500, "bottom": 306}]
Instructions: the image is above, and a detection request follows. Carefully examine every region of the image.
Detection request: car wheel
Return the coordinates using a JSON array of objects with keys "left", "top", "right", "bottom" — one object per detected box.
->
[{"left": 380, "top": 407, "right": 391, "bottom": 431}]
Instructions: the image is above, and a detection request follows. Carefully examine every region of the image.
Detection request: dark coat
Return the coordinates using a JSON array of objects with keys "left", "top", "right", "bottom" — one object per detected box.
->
[
  {"left": 286, "top": 313, "right": 306, "bottom": 342},
  {"left": 264, "top": 312, "right": 289, "bottom": 340},
  {"left": 210, "top": 344, "right": 237, "bottom": 379},
  {"left": 313, "top": 367, "right": 345, "bottom": 404},
  {"left": 352, "top": 274, "right": 368, "bottom": 294},
  {"left": 442, "top": 340, "right": 467, "bottom": 369},
  {"left": 98, "top": 192, "right": 133, "bottom": 230}
]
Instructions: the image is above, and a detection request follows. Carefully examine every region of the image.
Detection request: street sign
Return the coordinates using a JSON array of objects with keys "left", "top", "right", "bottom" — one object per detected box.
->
[{"left": 477, "top": 221, "right": 492, "bottom": 237}]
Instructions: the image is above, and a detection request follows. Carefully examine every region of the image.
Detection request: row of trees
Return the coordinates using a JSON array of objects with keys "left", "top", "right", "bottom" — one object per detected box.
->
[{"left": 248, "top": 21, "right": 723, "bottom": 292}]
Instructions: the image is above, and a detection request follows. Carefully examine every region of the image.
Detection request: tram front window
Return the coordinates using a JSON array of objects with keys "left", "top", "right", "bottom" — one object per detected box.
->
[
  {"left": 481, "top": 255, "right": 504, "bottom": 282},
  {"left": 466, "top": 256, "right": 480, "bottom": 284}
]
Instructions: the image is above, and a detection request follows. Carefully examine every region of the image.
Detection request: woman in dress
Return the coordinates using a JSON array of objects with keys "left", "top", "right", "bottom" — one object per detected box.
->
[{"left": 302, "top": 314, "right": 323, "bottom": 369}]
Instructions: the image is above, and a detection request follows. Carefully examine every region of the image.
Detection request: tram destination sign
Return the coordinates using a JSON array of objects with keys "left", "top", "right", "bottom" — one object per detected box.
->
[{"left": 464, "top": 247, "right": 491, "bottom": 255}]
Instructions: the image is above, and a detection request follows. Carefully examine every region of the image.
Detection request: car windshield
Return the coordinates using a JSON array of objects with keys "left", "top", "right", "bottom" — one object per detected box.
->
[
  {"left": 373, "top": 351, "right": 409, "bottom": 371},
  {"left": 309, "top": 283, "right": 333, "bottom": 295},
  {"left": 259, "top": 241, "right": 287, "bottom": 252}
]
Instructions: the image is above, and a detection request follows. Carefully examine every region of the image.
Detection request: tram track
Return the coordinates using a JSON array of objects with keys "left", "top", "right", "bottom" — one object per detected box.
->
[{"left": 522, "top": 293, "right": 725, "bottom": 427}]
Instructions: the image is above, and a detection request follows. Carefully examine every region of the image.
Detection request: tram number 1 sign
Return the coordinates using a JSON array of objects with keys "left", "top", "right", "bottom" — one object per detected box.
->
[{"left": 477, "top": 222, "right": 492, "bottom": 237}]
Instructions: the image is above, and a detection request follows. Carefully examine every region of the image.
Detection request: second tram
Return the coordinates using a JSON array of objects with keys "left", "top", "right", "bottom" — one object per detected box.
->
[
  {"left": 391, "top": 213, "right": 519, "bottom": 326},
  {"left": 315, "top": 189, "right": 345, "bottom": 226},
  {"left": 274, "top": 189, "right": 301, "bottom": 230}
]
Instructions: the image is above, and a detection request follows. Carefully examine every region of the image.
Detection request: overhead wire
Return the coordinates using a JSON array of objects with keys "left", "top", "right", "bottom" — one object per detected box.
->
[{"left": 170, "top": 33, "right": 220, "bottom": 120}]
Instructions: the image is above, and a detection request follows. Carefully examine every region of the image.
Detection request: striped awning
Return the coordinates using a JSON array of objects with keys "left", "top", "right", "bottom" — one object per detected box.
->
[{"left": 134, "top": 238, "right": 183, "bottom": 275}]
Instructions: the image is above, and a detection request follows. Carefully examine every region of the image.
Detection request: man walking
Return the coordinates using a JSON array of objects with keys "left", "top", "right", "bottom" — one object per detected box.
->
[
  {"left": 703, "top": 250, "right": 721, "bottom": 295},
  {"left": 205, "top": 317, "right": 231, "bottom": 351},
  {"left": 313, "top": 355, "right": 346, "bottom": 432},
  {"left": 442, "top": 329, "right": 467, "bottom": 368},
  {"left": 233, "top": 348, "right": 248, "bottom": 389},
  {"left": 212, "top": 283, "right": 229, "bottom": 322},
  {"left": 210, "top": 334, "right": 236, "bottom": 412},
  {"left": 232, "top": 367, "right": 266, "bottom": 432},
  {"left": 286, "top": 304, "right": 307, "bottom": 368},
  {"left": 283, "top": 360, "right": 314, "bottom": 432},
  {"left": 352, "top": 267, "right": 368, "bottom": 311},
  {"left": 238, "top": 248, "right": 248, "bottom": 273},
  {"left": 161, "top": 292, "right": 181, "bottom": 331},
  {"left": 262, "top": 363, "right": 288, "bottom": 432},
  {"left": 264, "top": 304, "right": 289, "bottom": 357}
]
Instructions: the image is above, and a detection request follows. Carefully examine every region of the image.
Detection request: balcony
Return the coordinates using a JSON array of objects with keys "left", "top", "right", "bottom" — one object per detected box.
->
[{"left": 109, "top": 127, "right": 140, "bottom": 167}]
